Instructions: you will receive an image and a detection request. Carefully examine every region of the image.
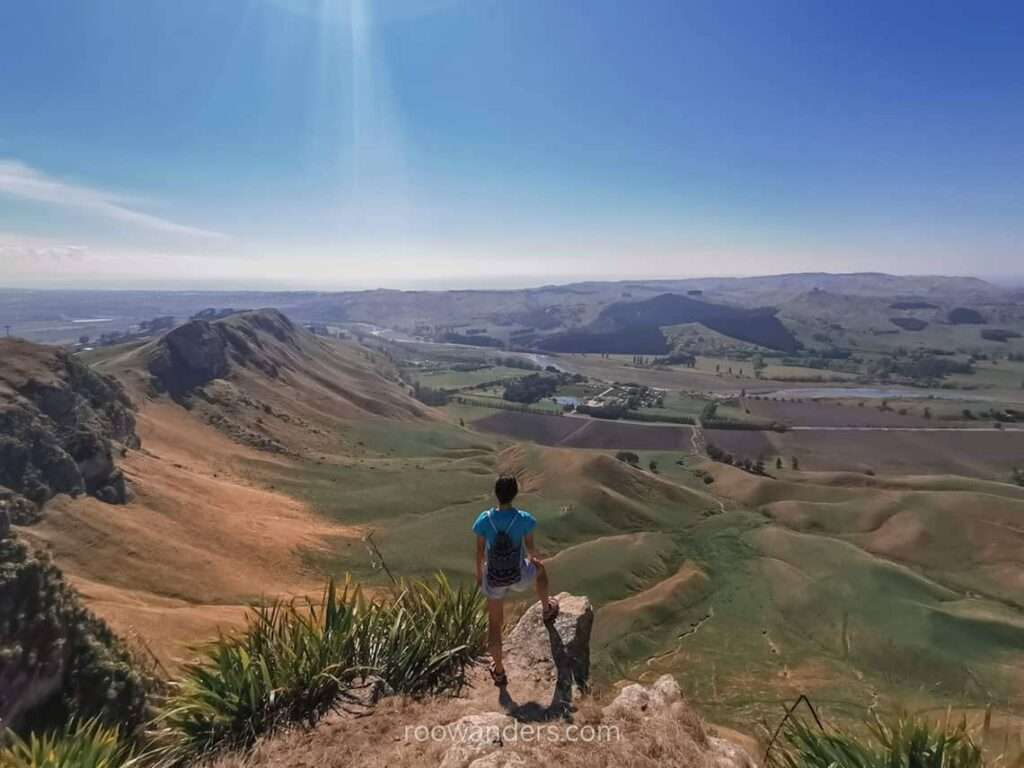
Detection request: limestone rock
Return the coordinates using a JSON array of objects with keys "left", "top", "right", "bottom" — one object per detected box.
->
[
  {"left": 503, "top": 592, "right": 593, "bottom": 711},
  {"left": 602, "top": 673, "right": 682, "bottom": 719},
  {"left": 0, "top": 339, "right": 139, "bottom": 509},
  {"left": 708, "top": 736, "right": 757, "bottom": 768},
  {"left": 439, "top": 713, "right": 516, "bottom": 768}
]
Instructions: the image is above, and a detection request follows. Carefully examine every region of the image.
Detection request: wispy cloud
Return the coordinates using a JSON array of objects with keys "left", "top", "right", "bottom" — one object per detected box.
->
[
  {"left": 0, "top": 160, "right": 225, "bottom": 240},
  {"left": 0, "top": 242, "right": 90, "bottom": 263}
]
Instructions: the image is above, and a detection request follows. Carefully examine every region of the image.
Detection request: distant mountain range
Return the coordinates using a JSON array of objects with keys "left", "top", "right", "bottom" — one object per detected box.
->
[{"left": 0, "top": 272, "right": 1010, "bottom": 348}]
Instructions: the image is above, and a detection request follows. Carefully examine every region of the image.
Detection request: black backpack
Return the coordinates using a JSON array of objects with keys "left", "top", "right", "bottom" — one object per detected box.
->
[{"left": 485, "top": 510, "right": 523, "bottom": 587}]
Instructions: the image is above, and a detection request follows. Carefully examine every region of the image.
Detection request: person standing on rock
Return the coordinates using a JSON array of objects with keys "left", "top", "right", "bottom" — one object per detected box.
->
[{"left": 473, "top": 474, "right": 559, "bottom": 687}]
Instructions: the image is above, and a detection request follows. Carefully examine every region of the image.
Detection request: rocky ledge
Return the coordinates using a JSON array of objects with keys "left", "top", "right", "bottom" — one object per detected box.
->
[
  {"left": 437, "top": 593, "right": 755, "bottom": 768},
  {"left": 213, "top": 592, "right": 756, "bottom": 768},
  {"left": 0, "top": 339, "right": 140, "bottom": 512}
]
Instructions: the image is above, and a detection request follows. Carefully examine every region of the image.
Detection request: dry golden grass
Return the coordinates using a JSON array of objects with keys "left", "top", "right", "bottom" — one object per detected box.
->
[
  {"left": 20, "top": 400, "right": 357, "bottom": 667},
  {"left": 206, "top": 666, "right": 738, "bottom": 768}
]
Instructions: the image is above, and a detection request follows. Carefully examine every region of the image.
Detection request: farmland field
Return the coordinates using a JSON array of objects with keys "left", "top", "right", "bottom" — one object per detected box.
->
[
  {"left": 475, "top": 410, "right": 695, "bottom": 450},
  {"left": 704, "top": 427, "right": 1024, "bottom": 478},
  {"left": 414, "top": 365, "right": 533, "bottom": 389},
  {"left": 742, "top": 397, "right": 939, "bottom": 427}
]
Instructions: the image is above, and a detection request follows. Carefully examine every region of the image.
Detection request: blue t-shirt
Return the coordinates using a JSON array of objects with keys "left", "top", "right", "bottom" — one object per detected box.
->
[{"left": 472, "top": 508, "right": 536, "bottom": 552}]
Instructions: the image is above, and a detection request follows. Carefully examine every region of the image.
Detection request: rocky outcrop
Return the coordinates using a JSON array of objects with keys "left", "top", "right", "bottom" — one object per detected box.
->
[
  {"left": 0, "top": 339, "right": 140, "bottom": 509},
  {"left": 503, "top": 592, "right": 593, "bottom": 717},
  {"left": 436, "top": 594, "right": 755, "bottom": 768},
  {"left": 146, "top": 309, "right": 298, "bottom": 399}
]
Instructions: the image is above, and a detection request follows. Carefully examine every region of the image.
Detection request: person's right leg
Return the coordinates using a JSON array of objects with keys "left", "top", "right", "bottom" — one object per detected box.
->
[{"left": 487, "top": 597, "right": 505, "bottom": 675}]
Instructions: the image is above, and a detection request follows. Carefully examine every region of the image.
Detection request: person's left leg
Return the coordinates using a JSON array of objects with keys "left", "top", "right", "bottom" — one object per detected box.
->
[
  {"left": 487, "top": 598, "right": 506, "bottom": 678},
  {"left": 532, "top": 560, "right": 558, "bottom": 620}
]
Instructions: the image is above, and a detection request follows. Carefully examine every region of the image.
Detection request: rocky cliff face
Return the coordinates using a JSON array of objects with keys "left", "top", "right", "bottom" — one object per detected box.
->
[
  {"left": 0, "top": 339, "right": 140, "bottom": 510},
  {"left": 146, "top": 309, "right": 298, "bottom": 399}
]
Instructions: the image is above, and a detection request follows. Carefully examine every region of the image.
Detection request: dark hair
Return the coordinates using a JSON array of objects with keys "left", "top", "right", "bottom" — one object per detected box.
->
[{"left": 494, "top": 475, "right": 519, "bottom": 505}]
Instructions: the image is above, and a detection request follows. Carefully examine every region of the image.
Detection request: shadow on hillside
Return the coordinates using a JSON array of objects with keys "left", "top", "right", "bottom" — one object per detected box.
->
[{"left": 497, "top": 622, "right": 578, "bottom": 722}]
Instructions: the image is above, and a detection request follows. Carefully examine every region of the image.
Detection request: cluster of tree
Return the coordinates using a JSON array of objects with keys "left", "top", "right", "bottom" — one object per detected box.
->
[
  {"left": 868, "top": 353, "right": 974, "bottom": 382},
  {"left": 651, "top": 352, "right": 697, "bottom": 367},
  {"left": 947, "top": 307, "right": 986, "bottom": 325},
  {"left": 705, "top": 444, "right": 772, "bottom": 475},
  {"left": 576, "top": 403, "right": 627, "bottom": 419},
  {"left": 612, "top": 451, "right": 660, "bottom": 472},
  {"left": 700, "top": 401, "right": 719, "bottom": 421},
  {"left": 624, "top": 410, "right": 695, "bottom": 425},
  {"left": 981, "top": 329, "right": 1023, "bottom": 342},
  {"left": 412, "top": 381, "right": 450, "bottom": 406},
  {"left": 962, "top": 407, "right": 1022, "bottom": 423},
  {"left": 502, "top": 373, "right": 561, "bottom": 403},
  {"left": 781, "top": 354, "right": 859, "bottom": 374}
]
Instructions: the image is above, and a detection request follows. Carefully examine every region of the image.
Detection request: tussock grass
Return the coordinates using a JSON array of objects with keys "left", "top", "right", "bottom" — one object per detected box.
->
[
  {"left": 770, "top": 713, "right": 987, "bottom": 768},
  {"left": 0, "top": 718, "right": 144, "bottom": 768},
  {"left": 152, "top": 573, "right": 485, "bottom": 764}
]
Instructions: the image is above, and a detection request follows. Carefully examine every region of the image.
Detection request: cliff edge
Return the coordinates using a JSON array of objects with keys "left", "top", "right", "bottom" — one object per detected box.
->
[{"left": 211, "top": 593, "right": 756, "bottom": 768}]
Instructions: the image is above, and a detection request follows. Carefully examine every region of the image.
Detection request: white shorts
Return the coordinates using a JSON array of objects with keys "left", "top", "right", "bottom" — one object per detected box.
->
[{"left": 482, "top": 559, "right": 538, "bottom": 600}]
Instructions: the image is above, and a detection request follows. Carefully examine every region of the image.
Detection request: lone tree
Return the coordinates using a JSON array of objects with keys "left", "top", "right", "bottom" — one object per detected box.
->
[
  {"left": 776, "top": 457, "right": 783, "bottom": 470},
  {"left": 648, "top": 459, "right": 659, "bottom": 473},
  {"left": 791, "top": 456, "right": 800, "bottom": 471}
]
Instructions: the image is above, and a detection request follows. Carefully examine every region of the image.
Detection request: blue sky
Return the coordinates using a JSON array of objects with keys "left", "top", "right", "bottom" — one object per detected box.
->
[{"left": 1, "top": 0, "right": 1022, "bottom": 289}]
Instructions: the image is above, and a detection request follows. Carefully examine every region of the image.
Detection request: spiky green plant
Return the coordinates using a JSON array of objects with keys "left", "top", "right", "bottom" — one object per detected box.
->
[
  {"left": 0, "top": 718, "right": 142, "bottom": 768},
  {"left": 154, "top": 573, "right": 485, "bottom": 763},
  {"left": 770, "top": 712, "right": 985, "bottom": 768}
]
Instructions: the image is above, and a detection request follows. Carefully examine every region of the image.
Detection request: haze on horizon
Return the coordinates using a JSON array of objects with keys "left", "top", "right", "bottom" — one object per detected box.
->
[{"left": 1, "top": 0, "right": 1022, "bottom": 291}]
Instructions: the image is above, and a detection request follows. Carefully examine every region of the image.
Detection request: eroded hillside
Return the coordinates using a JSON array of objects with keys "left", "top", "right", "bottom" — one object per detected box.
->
[{"left": 9, "top": 311, "right": 438, "bottom": 663}]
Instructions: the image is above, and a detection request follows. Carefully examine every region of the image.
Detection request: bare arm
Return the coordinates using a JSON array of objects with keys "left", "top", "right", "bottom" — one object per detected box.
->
[
  {"left": 475, "top": 535, "right": 486, "bottom": 586},
  {"left": 524, "top": 533, "right": 542, "bottom": 564}
]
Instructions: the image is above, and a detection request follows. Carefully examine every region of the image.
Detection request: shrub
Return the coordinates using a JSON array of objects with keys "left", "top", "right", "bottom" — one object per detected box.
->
[
  {"left": 0, "top": 536, "right": 149, "bottom": 737},
  {"left": 154, "top": 574, "right": 485, "bottom": 763},
  {"left": 0, "top": 718, "right": 143, "bottom": 768},
  {"left": 615, "top": 451, "right": 640, "bottom": 466}
]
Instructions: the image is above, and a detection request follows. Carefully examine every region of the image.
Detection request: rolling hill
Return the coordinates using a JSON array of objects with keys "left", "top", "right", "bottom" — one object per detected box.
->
[{"left": 537, "top": 293, "right": 798, "bottom": 353}]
